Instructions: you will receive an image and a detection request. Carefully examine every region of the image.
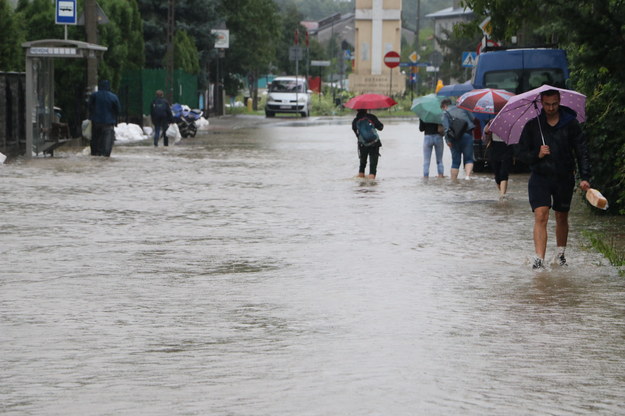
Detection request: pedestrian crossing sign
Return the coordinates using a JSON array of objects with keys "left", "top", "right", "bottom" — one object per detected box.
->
[{"left": 462, "top": 52, "right": 478, "bottom": 67}]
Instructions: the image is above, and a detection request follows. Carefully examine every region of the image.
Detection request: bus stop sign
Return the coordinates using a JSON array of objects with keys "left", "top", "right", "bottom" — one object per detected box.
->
[{"left": 56, "top": 0, "right": 77, "bottom": 25}]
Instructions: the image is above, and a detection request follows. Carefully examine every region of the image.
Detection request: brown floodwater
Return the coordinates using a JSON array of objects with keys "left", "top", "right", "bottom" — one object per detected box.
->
[{"left": 1, "top": 117, "right": 624, "bottom": 415}]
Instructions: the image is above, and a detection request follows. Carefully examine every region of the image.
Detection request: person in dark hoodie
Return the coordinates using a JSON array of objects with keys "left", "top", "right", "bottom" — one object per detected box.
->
[
  {"left": 150, "top": 89, "right": 173, "bottom": 147},
  {"left": 517, "top": 89, "right": 591, "bottom": 270},
  {"left": 352, "top": 109, "right": 384, "bottom": 179},
  {"left": 88, "top": 79, "right": 120, "bottom": 157}
]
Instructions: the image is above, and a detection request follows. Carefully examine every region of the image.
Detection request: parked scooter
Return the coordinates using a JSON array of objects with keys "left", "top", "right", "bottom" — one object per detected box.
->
[{"left": 171, "top": 103, "right": 203, "bottom": 138}]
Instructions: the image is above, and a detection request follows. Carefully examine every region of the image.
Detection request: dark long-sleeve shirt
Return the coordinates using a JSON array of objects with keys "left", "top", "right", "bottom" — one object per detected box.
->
[{"left": 517, "top": 106, "right": 591, "bottom": 181}]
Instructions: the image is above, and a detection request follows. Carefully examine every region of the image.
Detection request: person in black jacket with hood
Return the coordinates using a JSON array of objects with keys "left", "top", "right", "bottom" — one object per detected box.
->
[
  {"left": 88, "top": 79, "right": 120, "bottom": 157},
  {"left": 517, "top": 89, "right": 591, "bottom": 270}
]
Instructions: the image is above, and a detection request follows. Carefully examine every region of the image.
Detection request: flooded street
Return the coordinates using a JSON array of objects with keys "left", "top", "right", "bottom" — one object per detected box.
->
[{"left": 1, "top": 117, "right": 624, "bottom": 415}]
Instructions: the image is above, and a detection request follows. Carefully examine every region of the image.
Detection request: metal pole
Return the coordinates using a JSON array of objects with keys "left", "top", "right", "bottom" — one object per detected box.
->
[
  {"left": 415, "top": 0, "right": 421, "bottom": 95},
  {"left": 166, "top": 0, "right": 175, "bottom": 103},
  {"left": 25, "top": 55, "right": 33, "bottom": 160},
  {"left": 331, "top": 21, "right": 335, "bottom": 105},
  {"left": 84, "top": 0, "right": 97, "bottom": 92}
]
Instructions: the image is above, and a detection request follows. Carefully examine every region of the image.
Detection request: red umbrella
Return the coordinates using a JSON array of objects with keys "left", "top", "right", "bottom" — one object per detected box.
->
[
  {"left": 456, "top": 88, "right": 515, "bottom": 115},
  {"left": 344, "top": 93, "right": 397, "bottom": 110}
]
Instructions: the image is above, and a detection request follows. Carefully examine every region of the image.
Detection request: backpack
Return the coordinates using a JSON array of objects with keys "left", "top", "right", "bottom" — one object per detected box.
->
[
  {"left": 151, "top": 98, "right": 170, "bottom": 119},
  {"left": 444, "top": 111, "right": 469, "bottom": 143},
  {"left": 356, "top": 117, "right": 380, "bottom": 146}
]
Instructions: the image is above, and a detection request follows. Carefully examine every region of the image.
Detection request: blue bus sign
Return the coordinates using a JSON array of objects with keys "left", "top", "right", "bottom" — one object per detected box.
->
[{"left": 56, "top": 0, "right": 77, "bottom": 25}]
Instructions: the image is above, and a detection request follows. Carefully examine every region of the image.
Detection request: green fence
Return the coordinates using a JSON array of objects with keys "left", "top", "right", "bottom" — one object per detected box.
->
[{"left": 119, "top": 69, "right": 198, "bottom": 124}]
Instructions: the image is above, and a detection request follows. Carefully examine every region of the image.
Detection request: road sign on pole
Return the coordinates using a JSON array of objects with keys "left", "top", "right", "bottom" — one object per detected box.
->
[
  {"left": 462, "top": 52, "right": 478, "bottom": 67},
  {"left": 310, "top": 60, "right": 331, "bottom": 67},
  {"left": 384, "top": 51, "right": 400, "bottom": 96},
  {"left": 384, "top": 51, "right": 401, "bottom": 68},
  {"left": 56, "top": 0, "right": 77, "bottom": 25},
  {"left": 289, "top": 47, "right": 303, "bottom": 61}
]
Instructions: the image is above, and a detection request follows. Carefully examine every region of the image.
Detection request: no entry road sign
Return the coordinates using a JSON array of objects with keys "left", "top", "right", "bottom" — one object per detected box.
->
[{"left": 384, "top": 51, "right": 400, "bottom": 68}]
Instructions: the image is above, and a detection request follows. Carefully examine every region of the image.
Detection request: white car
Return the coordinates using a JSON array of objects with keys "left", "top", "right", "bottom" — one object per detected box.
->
[{"left": 265, "top": 76, "right": 312, "bottom": 117}]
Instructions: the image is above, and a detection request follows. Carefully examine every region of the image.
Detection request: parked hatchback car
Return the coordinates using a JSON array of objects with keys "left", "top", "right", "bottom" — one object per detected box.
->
[{"left": 265, "top": 76, "right": 312, "bottom": 117}]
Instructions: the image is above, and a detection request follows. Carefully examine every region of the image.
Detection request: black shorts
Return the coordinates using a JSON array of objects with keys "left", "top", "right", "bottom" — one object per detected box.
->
[{"left": 528, "top": 172, "right": 575, "bottom": 212}]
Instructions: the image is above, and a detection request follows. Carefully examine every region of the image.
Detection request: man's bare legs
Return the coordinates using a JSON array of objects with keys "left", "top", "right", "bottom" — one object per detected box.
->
[
  {"left": 533, "top": 206, "right": 550, "bottom": 260},
  {"left": 498, "top": 180, "right": 508, "bottom": 198},
  {"left": 554, "top": 211, "right": 569, "bottom": 247}
]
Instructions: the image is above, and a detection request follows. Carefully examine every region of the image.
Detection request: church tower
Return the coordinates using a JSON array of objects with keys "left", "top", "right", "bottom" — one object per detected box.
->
[{"left": 349, "top": 0, "right": 404, "bottom": 95}]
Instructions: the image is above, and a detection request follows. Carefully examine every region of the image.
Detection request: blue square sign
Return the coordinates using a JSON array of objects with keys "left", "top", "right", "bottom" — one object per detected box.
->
[
  {"left": 462, "top": 52, "right": 478, "bottom": 68},
  {"left": 56, "top": 0, "right": 77, "bottom": 25}
]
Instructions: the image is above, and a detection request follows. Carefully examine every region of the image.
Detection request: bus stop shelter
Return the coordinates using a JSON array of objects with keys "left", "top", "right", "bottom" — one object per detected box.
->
[{"left": 22, "top": 39, "right": 107, "bottom": 159}]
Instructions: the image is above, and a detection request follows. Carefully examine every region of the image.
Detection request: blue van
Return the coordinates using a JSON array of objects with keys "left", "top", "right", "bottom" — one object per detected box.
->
[
  {"left": 471, "top": 48, "right": 570, "bottom": 170},
  {"left": 472, "top": 48, "right": 569, "bottom": 93}
]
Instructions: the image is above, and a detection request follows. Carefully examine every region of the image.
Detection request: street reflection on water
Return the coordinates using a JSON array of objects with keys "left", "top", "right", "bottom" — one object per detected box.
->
[{"left": 1, "top": 118, "right": 624, "bottom": 415}]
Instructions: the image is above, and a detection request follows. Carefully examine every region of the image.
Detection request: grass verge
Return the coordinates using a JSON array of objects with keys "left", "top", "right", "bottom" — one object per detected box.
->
[{"left": 582, "top": 230, "right": 625, "bottom": 276}]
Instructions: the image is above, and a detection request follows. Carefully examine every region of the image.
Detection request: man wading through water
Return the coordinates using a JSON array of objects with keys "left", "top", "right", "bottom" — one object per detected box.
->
[{"left": 517, "top": 89, "right": 591, "bottom": 270}]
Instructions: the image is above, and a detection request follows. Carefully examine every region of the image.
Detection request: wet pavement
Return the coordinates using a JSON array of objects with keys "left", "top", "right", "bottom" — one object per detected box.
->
[{"left": 1, "top": 115, "right": 624, "bottom": 415}]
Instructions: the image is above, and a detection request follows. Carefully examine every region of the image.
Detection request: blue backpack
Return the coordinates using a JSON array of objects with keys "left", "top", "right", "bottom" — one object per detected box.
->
[{"left": 356, "top": 117, "right": 379, "bottom": 146}]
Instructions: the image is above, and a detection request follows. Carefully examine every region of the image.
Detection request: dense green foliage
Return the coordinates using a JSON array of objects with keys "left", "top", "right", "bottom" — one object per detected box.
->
[
  {"left": 273, "top": 0, "right": 353, "bottom": 20},
  {"left": 172, "top": 30, "right": 200, "bottom": 74},
  {"left": 218, "top": 0, "right": 281, "bottom": 98},
  {"left": 0, "top": 0, "right": 24, "bottom": 71},
  {"left": 97, "top": 0, "right": 145, "bottom": 88},
  {"left": 138, "top": 0, "right": 218, "bottom": 88},
  {"left": 463, "top": 0, "right": 625, "bottom": 214}
]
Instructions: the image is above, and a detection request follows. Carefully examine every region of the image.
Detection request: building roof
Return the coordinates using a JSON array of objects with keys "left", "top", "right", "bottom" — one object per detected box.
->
[{"left": 425, "top": 6, "right": 473, "bottom": 19}]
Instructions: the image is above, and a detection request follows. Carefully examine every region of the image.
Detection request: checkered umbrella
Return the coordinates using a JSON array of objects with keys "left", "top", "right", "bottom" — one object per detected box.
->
[{"left": 456, "top": 88, "right": 515, "bottom": 115}]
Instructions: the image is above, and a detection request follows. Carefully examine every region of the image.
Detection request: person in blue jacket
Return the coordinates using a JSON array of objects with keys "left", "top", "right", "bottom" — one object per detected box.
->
[
  {"left": 517, "top": 89, "right": 591, "bottom": 270},
  {"left": 88, "top": 79, "right": 120, "bottom": 157}
]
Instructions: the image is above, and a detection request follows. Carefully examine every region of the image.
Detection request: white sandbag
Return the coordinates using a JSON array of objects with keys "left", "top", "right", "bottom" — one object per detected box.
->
[
  {"left": 82, "top": 119, "right": 92, "bottom": 140},
  {"left": 166, "top": 123, "right": 182, "bottom": 143},
  {"left": 196, "top": 117, "right": 210, "bottom": 130},
  {"left": 114, "top": 123, "right": 147, "bottom": 143},
  {"left": 0, "top": 152, "right": 6, "bottom": 164}
]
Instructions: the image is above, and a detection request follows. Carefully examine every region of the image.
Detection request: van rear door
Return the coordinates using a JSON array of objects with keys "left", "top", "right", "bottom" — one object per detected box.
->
[{"left": 472, "top": 49, "right": 569, "bottom": 94}]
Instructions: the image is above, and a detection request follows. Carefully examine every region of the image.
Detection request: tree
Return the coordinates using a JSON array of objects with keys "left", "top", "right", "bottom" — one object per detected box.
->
[
  {"left": 273, "top": 0, "right": 353, "bottom": 20},
  {"left": 138, "top": 0, "right": 219, "bottom": 88},
  {"left": 171, "top": 30, "right": 200, "bottom": 74},
  {"left": 463, "top": 0, "right": 625, "bottom": 213},
  {"left": 219, "top": 0, "right": 282, "bottom": 106},
  {"left": 0, "top": 0, "right": 25, "bottom": 71},
  {"left": 16, "top": 0, "right": 61, "bottom": 41},
  {"left": 436, "top": 25, "right": 481, "bottom": 84},
  {"left": 274, "top": 2, "right": 306, "bottom": 75},
  {"left": 98, "top": 0, "right": 145, "bottom": 88}
]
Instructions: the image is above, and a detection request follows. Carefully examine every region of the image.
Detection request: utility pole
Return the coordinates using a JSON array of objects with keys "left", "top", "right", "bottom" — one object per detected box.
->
[
  {"left": 415, "top": 0, "right": 421, "bottom": 95},
  {"left": 84, "top": 0, "right": 97, "bottom": 92},
  {"left": 166, "top": 0, "right": 175, "bottom": 103}
]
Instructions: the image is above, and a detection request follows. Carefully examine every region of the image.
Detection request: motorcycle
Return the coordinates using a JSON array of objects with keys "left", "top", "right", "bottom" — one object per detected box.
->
[{"left": 171, "top": 103, "right": 203, "bottom": 138}]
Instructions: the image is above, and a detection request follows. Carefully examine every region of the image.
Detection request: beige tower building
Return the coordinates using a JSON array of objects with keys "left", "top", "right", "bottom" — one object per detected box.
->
[{"left": 349, "top": 0, "right": 404, "bottom": 95}]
